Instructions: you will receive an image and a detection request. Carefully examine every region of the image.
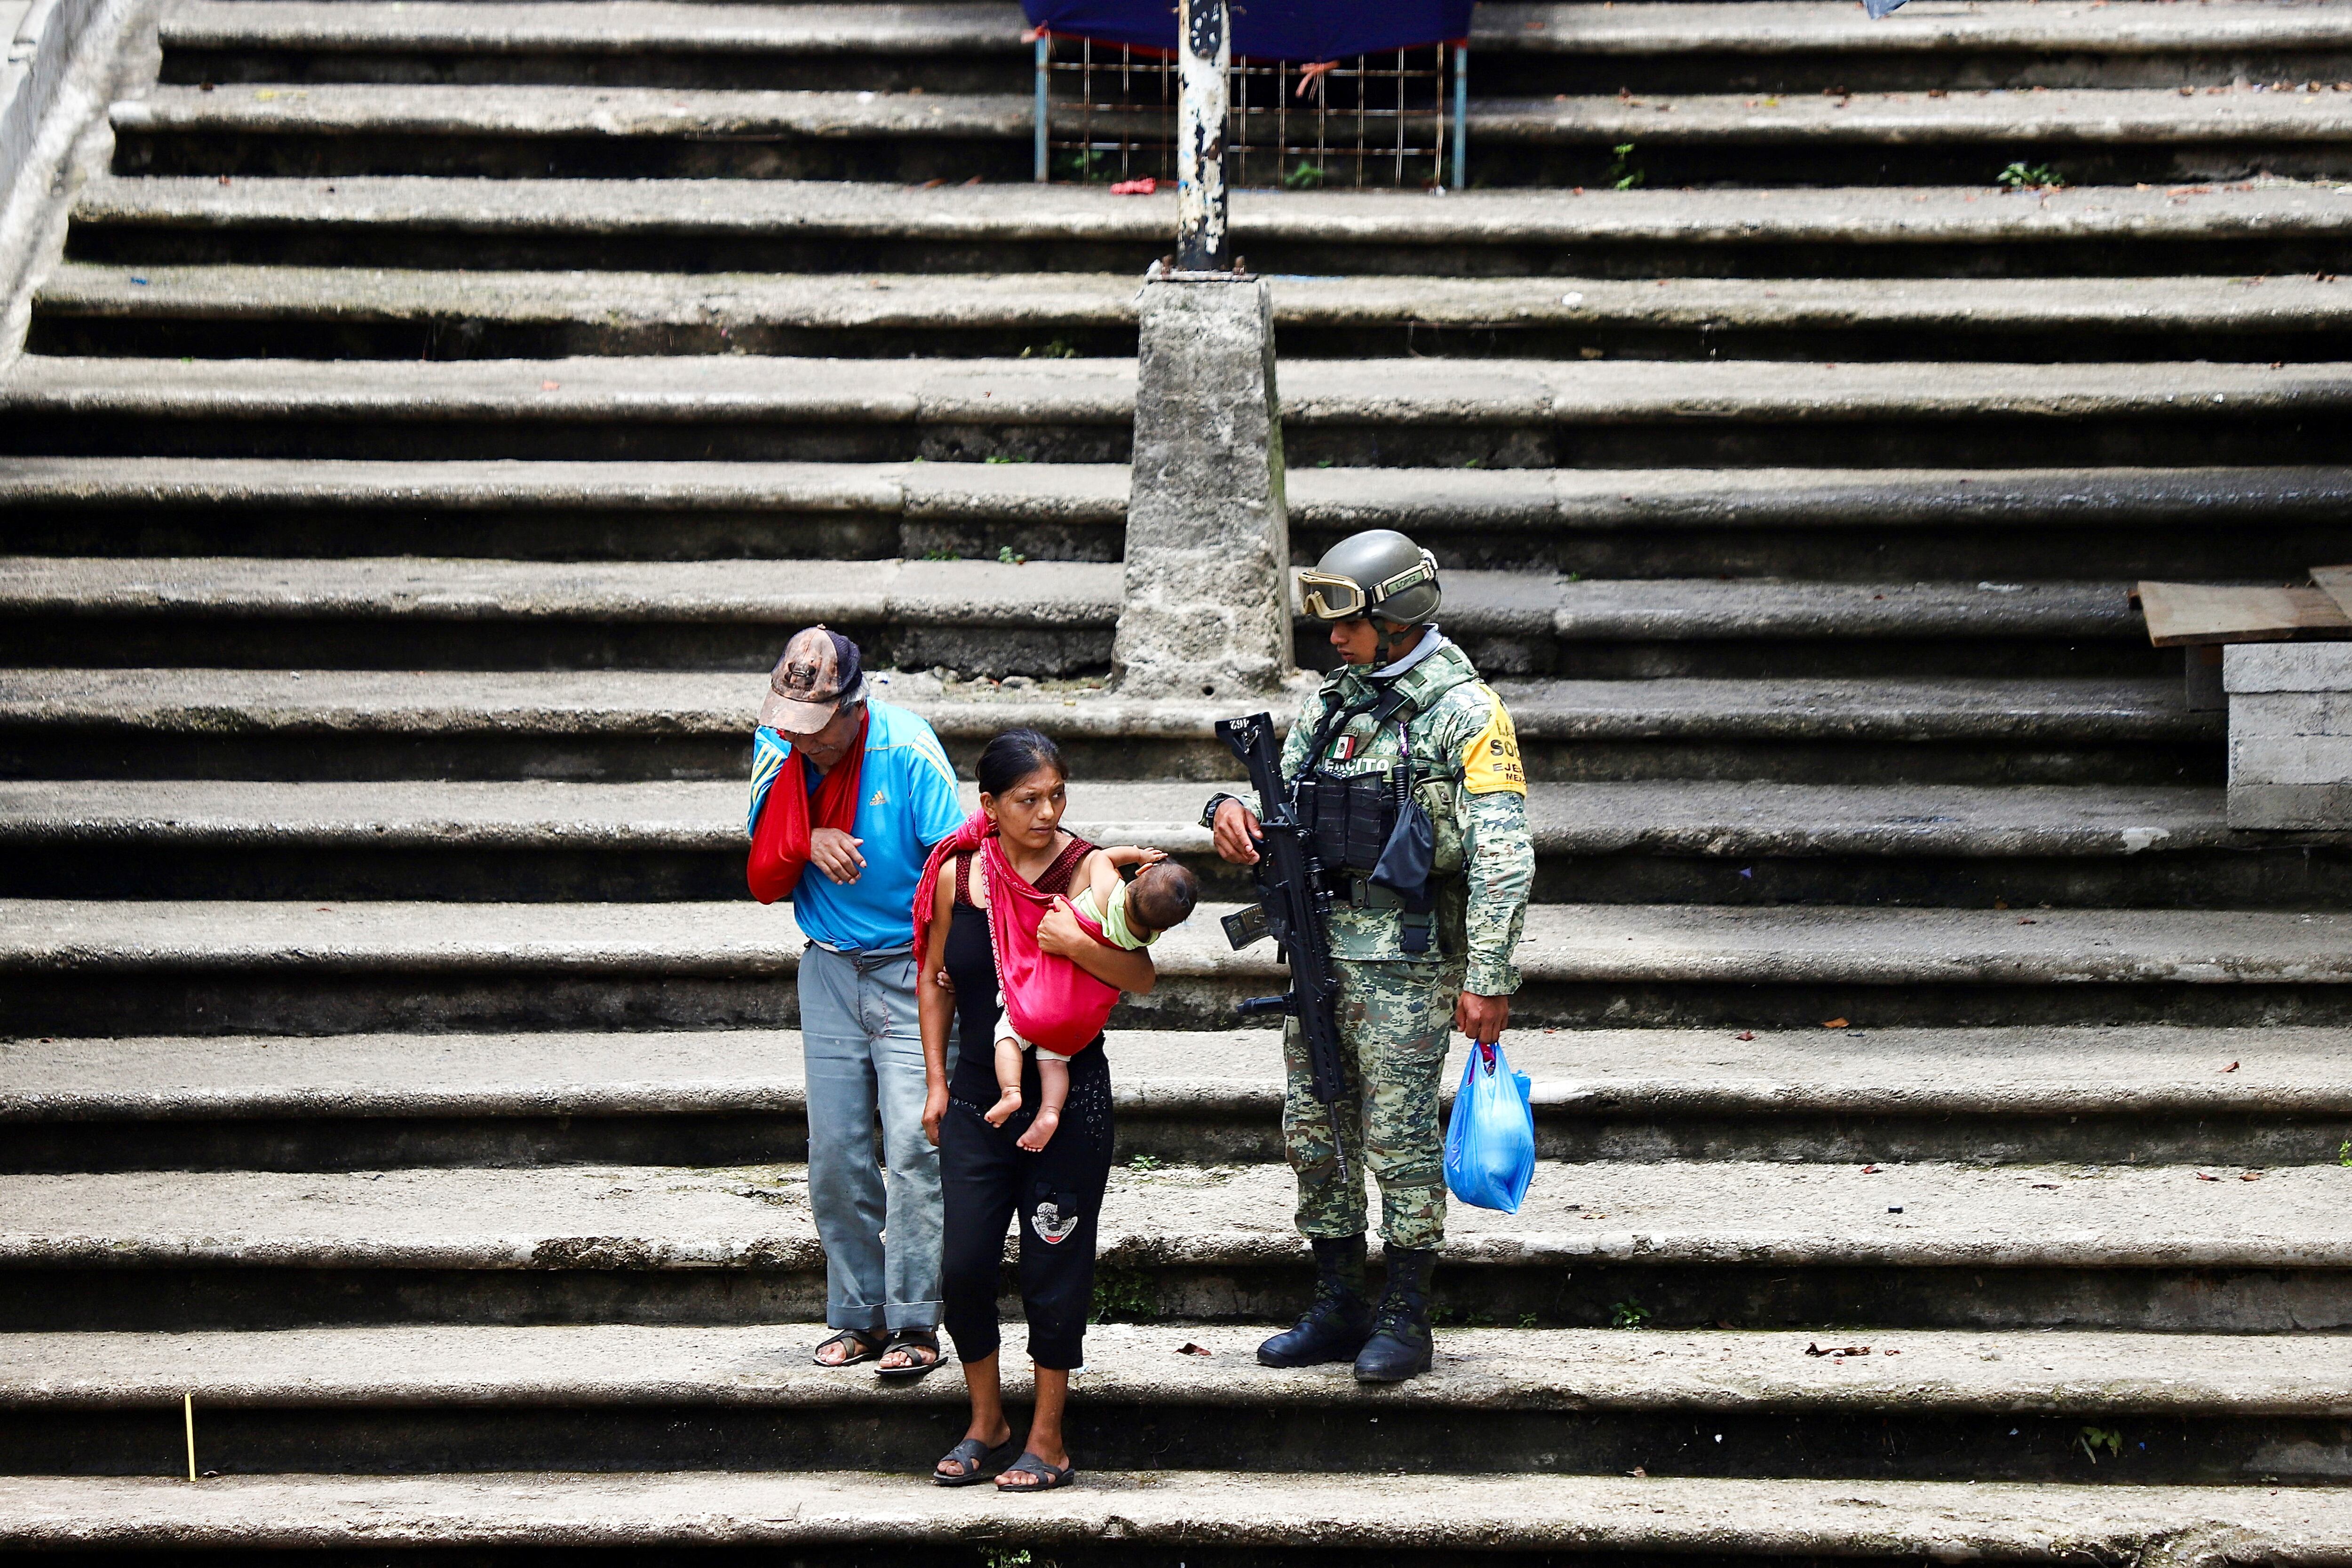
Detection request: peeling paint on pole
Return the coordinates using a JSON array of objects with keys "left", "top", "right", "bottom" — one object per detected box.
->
[{"left": 1176, "top": 0, "right": 1229, "bottom": 271}]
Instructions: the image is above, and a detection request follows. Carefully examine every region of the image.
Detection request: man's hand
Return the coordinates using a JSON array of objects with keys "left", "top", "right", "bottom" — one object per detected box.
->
[
  {"left": 1212, "top": 798, "right": 1264, "bottom": 865},
  {"left": 922, "top": 1084, "right": 948, "bottom": 1147},
  {"left": 1036, "top": 896, "right": 1087, "bottom": 958},
  {"left": 1456, "top": 992, "right": 1510, "bottom": 1045},
  {"left": 807, "top": 827, "right": 866, "bottom": 884}
]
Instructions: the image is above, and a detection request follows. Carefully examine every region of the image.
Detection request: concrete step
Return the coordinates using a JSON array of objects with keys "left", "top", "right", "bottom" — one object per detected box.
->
[
  {"left": 0, "top": 454, "right": 1132, "bottom": 562},
  {"left": 102, "top": 81, "right": 2352, "bottom": 186},
  {"left": 3, "top": 457, "right": 2345, "bottom": 582},
  {"left": 66, "top": 174, "right": 2352, "bottom": 279},
  {"left": 0, "top": 558, "right": 2157, "bottom": 678},
  {"left": 6, "top": 353, "right": 2347, "bottom": 468},
  {"left": 150, "top": 0, "right": 2352, "bottom": 95},
  {"left": 14, "top": 777, "right": 2337, "bottom": 909},
  {"left": 0, "top": 667, "right": 2214, "bottom": 783},
  {"left": 2, "top": 1471, "right": 2348, "bottom": 1564},
  {"left": 6, "top": 1023, "right": 2348, "bottom": 1171},
  {"left": 0, "top": 1325, "right": 2350, "bottom": 1484},
  {"left": 160, "top": 1, "right": 1035, "bottom": 94},
  {"left": 3, "top": 895, "right": 2345, "bottom": 1037},
  {"left": 0, "top": 556, "right": 1123, "bottom": 675},
  {"left": 1468, "top": 84, "right": 2352, "bottom": 187},
  {"left": 0, "top": 1157, "right": 2344, "bottom": 1330},
  {"left": 110, "top": 84, "right": 1040, "bottom": 182},
  {"left": 1478, "top": 0, "right": 2352, "bottom": 95},
  {"left": 37, "top": 264, "right": 2352, "bottom": 364}
]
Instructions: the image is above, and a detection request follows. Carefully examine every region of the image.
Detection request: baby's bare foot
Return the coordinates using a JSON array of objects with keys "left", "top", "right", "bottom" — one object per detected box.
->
[
  {"left": 1016, "top": 1107, "right": 1061, "bottom": 1152},
  {"left": 984, "top": 1087, "right": 1022, "bottom": 1127}
]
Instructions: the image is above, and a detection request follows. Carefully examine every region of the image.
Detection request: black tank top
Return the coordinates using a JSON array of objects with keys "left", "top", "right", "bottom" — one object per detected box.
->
[{"left": 945, "top": 834, "right": 1106, "bottom": 1107}]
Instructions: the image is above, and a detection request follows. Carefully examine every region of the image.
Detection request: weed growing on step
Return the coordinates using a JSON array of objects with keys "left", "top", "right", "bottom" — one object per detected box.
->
[
  {"left": 1019, "top": 339, "right": 1079, "bottom": 359},
  {"left": 983, "top": 454, "right": 1032, "bottom": 464},
  {"left": 1610, "top": 1297, "right": 1652, "bottom": 1329},
  {"left": 1997, "top": 160, "right": 2064, "bottom": 190},
  {"left": 979, "top": 1550, "right": 1045, "bottom": 1568},
  {"left": 1606, "top": 142, "right": 1644, "bottom": 190},
  {"left": 1128, "top": 1153, "right": 1162, "bottom": 1172},
  {"left": 2074, "top": 1425, "right": 2123, "bottom": 1463},
  {"left": 2338, "top": 1139, "right": 2351, "bottom": 1167},
  {"left": 922, "top": 547, "right": 958, "bottom": 561},
  {"left": 998, "top": 545, "right": 1028, "bottom": 565},
  {"left": 1090, "top": 1264, "right": 1158, "bottom": 1323},
  {"left": 1284, "top": 160, "right": 1328, "bottom": 190}
]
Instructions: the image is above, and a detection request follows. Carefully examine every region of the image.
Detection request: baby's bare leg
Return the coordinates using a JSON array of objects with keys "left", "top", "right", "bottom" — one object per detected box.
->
[
  {"left": 1016, "top": 1053, "right": 1070, "bottom": 1151},
  {"left": 984, "top": 1035, "right": 1025, "bottom": 1126}
]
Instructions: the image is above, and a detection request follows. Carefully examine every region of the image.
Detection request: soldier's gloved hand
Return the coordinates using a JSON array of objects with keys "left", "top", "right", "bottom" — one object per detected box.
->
[
  {"left": 1456, "top": 991, "right": 1510, "bottom": 1045},
  {"left": 1212, "top": 798, "right": 1264, "bottom": 864}
]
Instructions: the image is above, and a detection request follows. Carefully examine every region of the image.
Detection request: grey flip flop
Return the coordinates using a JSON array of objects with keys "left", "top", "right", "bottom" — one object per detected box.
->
[
  {"left": 933, "top": 1434, "right": 1020, "bottom": 1487},
  {"left": 810, "top": 1328, "right": 888, "bottom": 1368},
  {"left": 994, "top": 1451, "right": 1077, "bottom": 1492}
]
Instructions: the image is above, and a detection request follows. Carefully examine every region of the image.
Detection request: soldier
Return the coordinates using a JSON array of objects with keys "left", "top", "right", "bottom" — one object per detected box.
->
[{"left": 1206, "top": 529, "right": 1535, "bottom": 1383}]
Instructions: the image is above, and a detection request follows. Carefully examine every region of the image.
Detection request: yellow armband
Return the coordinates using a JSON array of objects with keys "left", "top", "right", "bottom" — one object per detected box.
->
[{"left": 1460, "top": 686, "right": 1526, "bottom": 795}]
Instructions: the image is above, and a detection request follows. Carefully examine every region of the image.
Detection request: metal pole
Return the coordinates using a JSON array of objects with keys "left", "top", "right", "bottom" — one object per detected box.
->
[
  {"left": 1176, "top": 0, "right": 1230, "bottom": 270},
  {"left": 1451, "top": 43, "right": 1468, "bottom": 190},
  {"left": 1034, "top": 32, "right": 1049, "bottom": 182}
]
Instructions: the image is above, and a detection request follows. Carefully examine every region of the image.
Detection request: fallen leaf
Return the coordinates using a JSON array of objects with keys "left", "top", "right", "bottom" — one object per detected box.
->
[
  {"left": 1177, "top": 1342, "right": 1213, "bottom": 1357},
  {"left": 1110, "top": 176, "right": 1158, "bottom": 195},
  {"left": 540, "top": 380, "right": 561, "bottom": 391},
  {"left": 1805, "top": 1342, "right": 1870, "bottom": 1357},
  {"left": 1821, "top": 1017, "right": 1850, "bottom": 1029},
  {"left": 2221, "top": 1061, "right": 2240, "bottom": 1073},
  {"left": 2241, "top": 1171, "right": 2263, "bottom": 1182},
  {"left": 2017, "top": 917, "right": 2037, "bottom": 925},
  {"left": 1861, "top": 1164, "right": 1881, "bottom": 1174},
  {"left": 1735, "top": 1030, "right": 1756, "bottom": 1041},
  {"left": 2196, "top": 1172, "right": 2220, "bottom": 1181}
]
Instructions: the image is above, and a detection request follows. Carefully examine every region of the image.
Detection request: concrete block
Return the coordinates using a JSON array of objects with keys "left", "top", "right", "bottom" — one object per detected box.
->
[
  {"left": 2225, "top": 643, "right": 2352, "bottom": 829},
  {"left": 1112, "top": 271, "right": 1292, "bottom": 701}
]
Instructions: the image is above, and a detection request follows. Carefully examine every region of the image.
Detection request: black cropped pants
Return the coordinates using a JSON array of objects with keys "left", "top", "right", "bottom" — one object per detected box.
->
[{"left": 938, "top": 1048, "right": 1114, "bottom": 1372}]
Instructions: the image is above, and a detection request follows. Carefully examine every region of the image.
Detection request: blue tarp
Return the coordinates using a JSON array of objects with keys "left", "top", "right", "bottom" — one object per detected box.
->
[{"left": 1023, "top": 0, "right": 1474, "bottom": 60}]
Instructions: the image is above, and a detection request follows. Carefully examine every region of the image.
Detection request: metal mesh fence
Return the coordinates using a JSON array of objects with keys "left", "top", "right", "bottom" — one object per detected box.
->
[{"left": 1035, "top": 36, "right": 1464, "bottom": 190}]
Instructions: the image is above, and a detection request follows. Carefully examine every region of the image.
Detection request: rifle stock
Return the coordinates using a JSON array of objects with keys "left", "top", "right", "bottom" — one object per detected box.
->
[{"left": 1216, "top": 714, "right": 1349, "bottom": 1164}]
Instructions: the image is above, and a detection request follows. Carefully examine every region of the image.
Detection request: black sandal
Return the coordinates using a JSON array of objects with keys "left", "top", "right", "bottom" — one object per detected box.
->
[
  {"left": 877, "top": 1329, "right": 942, "bottom": 1380},
  {"left": 933, "top": 1433, "right": 1019, "bottom": 1486},
  {"left": 994, "top": 1452, "right": 1076, "bottom": 1492},
  {"left": 810, "top": 1328, "right": 888, "bottom": 1368}
]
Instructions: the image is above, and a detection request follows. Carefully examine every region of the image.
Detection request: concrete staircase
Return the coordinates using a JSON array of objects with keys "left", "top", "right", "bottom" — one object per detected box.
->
[{"left": 6, "top": 0, "right": 2352, "bottom": 1560}]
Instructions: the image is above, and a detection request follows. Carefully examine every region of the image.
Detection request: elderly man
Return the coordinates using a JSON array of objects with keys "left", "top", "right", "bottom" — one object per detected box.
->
[{"left": 749, "top": 627, "right": 964, "bottom": 1377}]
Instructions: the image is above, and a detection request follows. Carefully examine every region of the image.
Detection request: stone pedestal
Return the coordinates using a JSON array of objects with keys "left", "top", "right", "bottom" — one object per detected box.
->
[
  {"left": 2226, "top": 642, "right": 2352, "bottom": 829},
  {"left": 1111, "top": 271, "right": 1292, "bottom": 703}
]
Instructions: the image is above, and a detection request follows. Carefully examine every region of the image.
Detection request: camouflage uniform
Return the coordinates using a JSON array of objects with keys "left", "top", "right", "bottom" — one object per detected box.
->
[{"left": 1262, "top": 638, "right": 1534, "bottom": 1252}]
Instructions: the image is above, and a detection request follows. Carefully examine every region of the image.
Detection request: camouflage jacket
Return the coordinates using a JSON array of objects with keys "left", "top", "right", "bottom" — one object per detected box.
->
[{"left": 1265, "top": 636, "right": 1534, "bottom": 995}]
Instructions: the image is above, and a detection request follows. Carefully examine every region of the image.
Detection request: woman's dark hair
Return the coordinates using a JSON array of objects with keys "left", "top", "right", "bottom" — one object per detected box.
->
[{"left": 975, "top": 727, "right": 1066, "bottom": 798}]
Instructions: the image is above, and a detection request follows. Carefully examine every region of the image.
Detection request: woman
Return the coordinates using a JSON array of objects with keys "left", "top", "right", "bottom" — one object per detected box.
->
[{"left": 915, "top": 729, "right": 1154, "bottom": 1493}]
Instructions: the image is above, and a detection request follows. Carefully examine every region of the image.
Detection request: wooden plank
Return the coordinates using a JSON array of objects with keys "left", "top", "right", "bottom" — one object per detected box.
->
[
  {"left": 2132, "top": 580, "right": 2352, "bottom": 646},
  {"left": 2310, "top": 565, "right": 2352, "bottom": 622}
]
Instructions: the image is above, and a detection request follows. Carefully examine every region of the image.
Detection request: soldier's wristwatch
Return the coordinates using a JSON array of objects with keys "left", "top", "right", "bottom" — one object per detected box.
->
[{"left": 1200, "top": 792, "right": 1240, "bottom": 831}]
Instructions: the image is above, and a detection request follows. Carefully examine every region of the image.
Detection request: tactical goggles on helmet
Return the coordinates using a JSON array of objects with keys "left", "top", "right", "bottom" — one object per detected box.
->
[{"left": 1296, "top": 552, "right": 1439, "bottom": 622}]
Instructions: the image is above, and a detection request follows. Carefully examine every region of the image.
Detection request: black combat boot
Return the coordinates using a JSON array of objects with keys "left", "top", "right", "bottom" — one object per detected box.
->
[
  {"left": 1352, "top": 1247, "right": 1436, "bottom": 1383},
  {"left": 1257, "top": 1235, "right": 1374, "bottom": 1367}
]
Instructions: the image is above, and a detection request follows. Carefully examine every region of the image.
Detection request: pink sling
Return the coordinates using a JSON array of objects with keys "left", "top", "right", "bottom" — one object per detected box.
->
[{"left": 913, "top": 810, "right": 1119, "bottom": 1055}]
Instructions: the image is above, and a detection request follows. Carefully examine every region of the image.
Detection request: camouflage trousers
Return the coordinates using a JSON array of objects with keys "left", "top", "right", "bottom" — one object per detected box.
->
[{"left": 1282, "top": 956, "right": 1459, "bottom": 1252}]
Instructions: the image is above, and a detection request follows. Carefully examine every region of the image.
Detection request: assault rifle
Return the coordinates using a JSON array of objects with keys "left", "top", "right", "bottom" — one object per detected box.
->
[{"left": 1215, "top": 712, "right": 1348, "bottom": 1174}]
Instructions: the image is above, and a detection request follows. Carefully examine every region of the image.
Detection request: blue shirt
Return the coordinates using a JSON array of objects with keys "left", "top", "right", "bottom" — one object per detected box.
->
[{"left": 748, "top": 699, "right": 965, "bottom": 953}]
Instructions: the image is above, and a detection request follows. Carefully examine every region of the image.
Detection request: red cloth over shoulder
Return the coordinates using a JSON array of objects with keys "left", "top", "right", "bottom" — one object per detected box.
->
[{"left": 746, "top": 709, "right": 868, "bottom": 905}]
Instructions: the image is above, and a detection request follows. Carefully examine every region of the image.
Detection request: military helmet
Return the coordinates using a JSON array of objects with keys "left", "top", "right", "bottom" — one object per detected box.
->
[{"left": 1297, "top": 529, "right": 1442, "bottom": 626}]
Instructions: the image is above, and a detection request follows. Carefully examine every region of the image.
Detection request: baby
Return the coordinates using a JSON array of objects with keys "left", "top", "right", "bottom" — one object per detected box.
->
[{"left": 988, "top": 846, "right": 1199, "bottom": 1150}]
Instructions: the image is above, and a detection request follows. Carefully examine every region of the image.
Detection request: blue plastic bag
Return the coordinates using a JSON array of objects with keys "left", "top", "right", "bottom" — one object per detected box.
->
[{"left": 1443, "top": 1038, "right": 1535, "bottom": 1214}]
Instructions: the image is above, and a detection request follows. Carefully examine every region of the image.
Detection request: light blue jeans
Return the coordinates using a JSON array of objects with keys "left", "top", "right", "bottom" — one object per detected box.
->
[{"left": 798, "top": 942, "right": 946, "bottom": 1332}]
